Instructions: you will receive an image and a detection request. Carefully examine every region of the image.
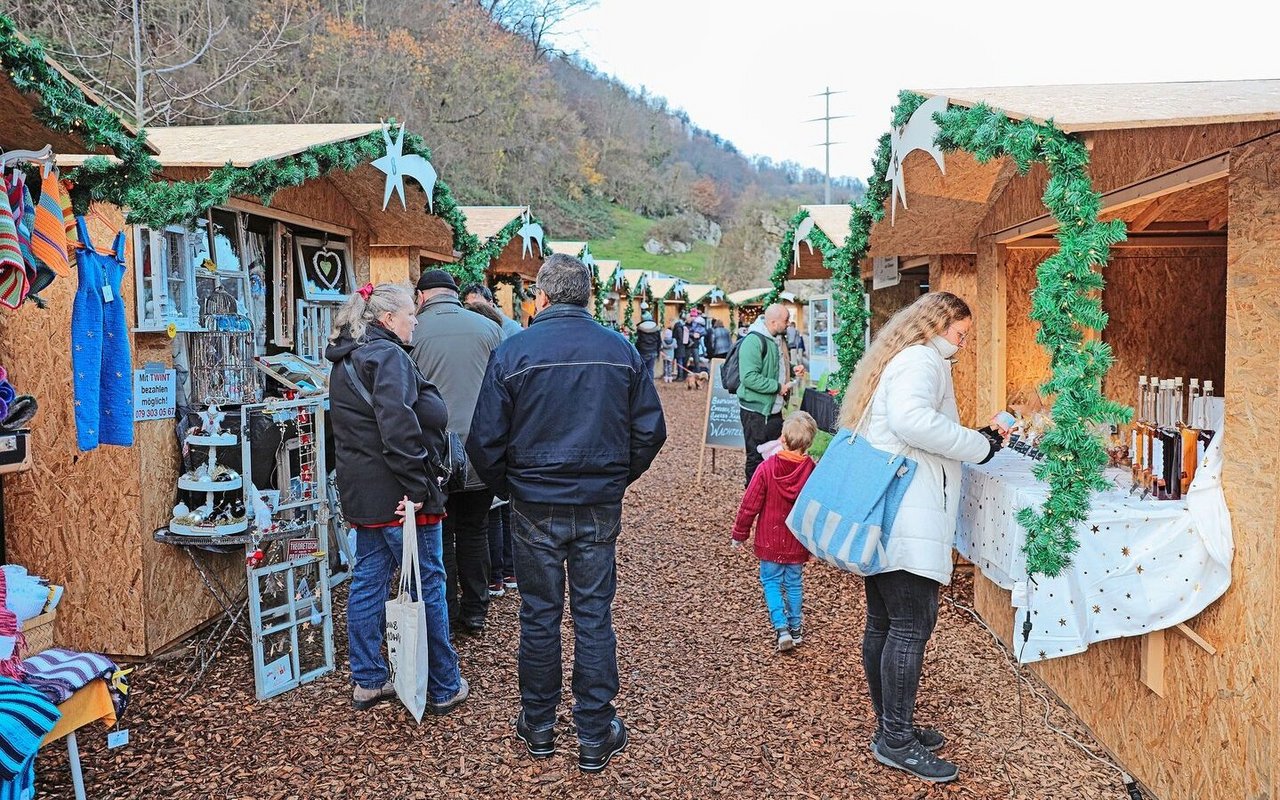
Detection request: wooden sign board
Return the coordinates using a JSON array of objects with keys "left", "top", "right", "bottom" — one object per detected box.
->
[{"left": 697, "top": 358, "right": 744, "bottom": 484}]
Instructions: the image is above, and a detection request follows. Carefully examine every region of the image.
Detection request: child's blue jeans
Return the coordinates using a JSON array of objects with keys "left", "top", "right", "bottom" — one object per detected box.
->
[{"left": 759, "top": 561, "right": 804, "bottom": 631}]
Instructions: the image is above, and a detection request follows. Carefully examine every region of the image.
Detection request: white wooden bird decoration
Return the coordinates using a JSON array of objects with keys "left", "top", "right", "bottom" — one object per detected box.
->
[
  {"left": 885, "top": 95, "right": 948, "bottom": 225},
  {"left": 372, "top": 122, "right": 439, "bottom": 213}
]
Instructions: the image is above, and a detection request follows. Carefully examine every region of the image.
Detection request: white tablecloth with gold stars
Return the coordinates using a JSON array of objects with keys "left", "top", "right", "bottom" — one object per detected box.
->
[{"left": 955, "top": 434, "right": 1232, "bottom": 664}]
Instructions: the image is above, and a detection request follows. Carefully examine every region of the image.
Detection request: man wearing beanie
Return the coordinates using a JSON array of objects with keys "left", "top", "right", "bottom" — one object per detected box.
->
[{"left": 411, "top": 268, "right": 503, "bottom": 637}]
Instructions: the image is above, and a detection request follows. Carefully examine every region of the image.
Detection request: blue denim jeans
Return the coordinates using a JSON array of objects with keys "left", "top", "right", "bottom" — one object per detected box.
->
[
  {"left": 759, "top": 561, "right": 804, "bottom": 630},
  {"left": 487, "top": 502, "right": 514, "bottom": 583},
  {"left": 862, "top": 570, "right": 941, "bottom": 748},
  {"left": 510, "top": 499, "right": 621, "bottom": 744},
  {"left": 347, "top": 521, "right": 462, "bottom": 704}
]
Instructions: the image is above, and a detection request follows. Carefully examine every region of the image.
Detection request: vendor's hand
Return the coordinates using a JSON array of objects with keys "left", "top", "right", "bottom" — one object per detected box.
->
[{"left": 989, "top": 411, "right": 1016, "bottom": 436}]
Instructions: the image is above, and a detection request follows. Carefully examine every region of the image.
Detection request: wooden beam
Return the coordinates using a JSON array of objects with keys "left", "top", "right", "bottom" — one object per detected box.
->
[
  {"left": 1207, "top": 207, "right": 1229, "bottom": 231},
  {"left": 1129, "top": 195, "right": 1175, "bottom": 232},
  {"left": 995, "top": 152, "right": 1230, "bottom": 243},
  {"left": 1174, "top": 621, "right": 1217, "bottom": 655},
  {"left": 1140, "top": 629, "right": 1167, "bottom": 697},
  {"left": 1007, "top": 234, "right": 1227, "bottom": 250},
  {"left": 223, "top": 197, "right": 354, "bottom": 238}
]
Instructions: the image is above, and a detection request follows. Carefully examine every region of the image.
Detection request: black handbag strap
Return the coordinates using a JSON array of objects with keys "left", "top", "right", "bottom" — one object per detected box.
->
[{"left": 341, "top": 357, "right": 376, "bottom": 409}]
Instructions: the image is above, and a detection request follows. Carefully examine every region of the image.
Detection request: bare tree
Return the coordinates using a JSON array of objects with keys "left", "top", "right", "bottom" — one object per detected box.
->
[
  {"left": 476, "top": 0, "right": 596, "bottom": 59},
  {"left": 31, "top": 0, "right": 310, "bottom": 127}
]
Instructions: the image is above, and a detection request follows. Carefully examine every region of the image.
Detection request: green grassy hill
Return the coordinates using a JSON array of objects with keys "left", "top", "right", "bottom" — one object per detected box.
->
[{"left": 588, "top": 208, "right": 717, "bottom": 283}]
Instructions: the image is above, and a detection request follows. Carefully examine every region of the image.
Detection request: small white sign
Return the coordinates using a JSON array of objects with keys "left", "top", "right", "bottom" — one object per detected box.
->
[
  {"left": 107, "top": 729, "right": 131, "bottom": 749},
  {"left": 133, "top": 365, "right": 176, "bottom": 422},
  {"left": 873, "top": 256, "right": 901, "bottom": 290}
]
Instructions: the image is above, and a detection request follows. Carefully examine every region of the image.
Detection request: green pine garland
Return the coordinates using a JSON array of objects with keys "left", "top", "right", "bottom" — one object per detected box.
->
[
  {"left": 768, "top": 90, "right": 1130, "bottom": 577},
  {"left": 122, "top": 126, "right": 486, "bottom": 287},
  {"left": 0, "top": 14, "right": 158, "bottom": 210}
]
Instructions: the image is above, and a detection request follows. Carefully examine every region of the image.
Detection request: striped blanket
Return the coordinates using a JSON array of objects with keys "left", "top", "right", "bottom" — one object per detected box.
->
[
  {"left": 0, "top": 677, "right": 59, "bottom": 800},
  {"left": 20, "top": 649, "right": 114, "bottom": 706}
]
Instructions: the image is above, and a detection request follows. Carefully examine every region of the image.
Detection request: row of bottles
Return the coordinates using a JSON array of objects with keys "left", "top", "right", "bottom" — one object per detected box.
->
[{"left": 1129, "top": 376, "right": 1217, "bottom": 500}]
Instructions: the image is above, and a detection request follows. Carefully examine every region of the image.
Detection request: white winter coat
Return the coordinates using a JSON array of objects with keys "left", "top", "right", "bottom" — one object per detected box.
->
[{"left": 859, "top": 341, "right": 991, "bottom": 585}]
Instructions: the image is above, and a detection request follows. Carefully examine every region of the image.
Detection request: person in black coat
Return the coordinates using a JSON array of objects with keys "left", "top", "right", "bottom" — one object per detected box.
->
[
  {"left": 709, "top": 318, "right": 733, "bottom": 360},
  {"left": 634, "top": 312, "right": 662, "bottom": 380},
  {"left": 327, "top": 282, "right": 467, "bottom": 715},
  {"left": 468, "top": 255, "right": 666, "bottom": 773}
]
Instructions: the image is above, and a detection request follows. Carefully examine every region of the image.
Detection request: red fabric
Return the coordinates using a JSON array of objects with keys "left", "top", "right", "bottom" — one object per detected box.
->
[
  {"left": 0, "top": 571, "right": 27, "bottom": 680},
  {"left": 732, "top": 451, "right": 815, "bottom": 564},
  {"left": 365, "top": 512, "right": 445, "bottom": 529}
]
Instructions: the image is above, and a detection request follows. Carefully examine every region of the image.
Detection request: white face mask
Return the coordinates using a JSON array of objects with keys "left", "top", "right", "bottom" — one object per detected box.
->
[{"left": 929, "top": 335, "right": 959, "bottom": 359}]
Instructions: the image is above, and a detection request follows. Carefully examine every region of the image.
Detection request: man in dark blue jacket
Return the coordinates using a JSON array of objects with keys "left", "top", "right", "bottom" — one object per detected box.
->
[{"left": 468, "top": 254, "right": 666, "bottom": 774}]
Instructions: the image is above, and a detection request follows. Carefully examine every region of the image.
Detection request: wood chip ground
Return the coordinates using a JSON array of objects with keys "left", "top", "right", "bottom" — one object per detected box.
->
[{"left": 35, "top": 384, "right": 1127, "bottom": 799}]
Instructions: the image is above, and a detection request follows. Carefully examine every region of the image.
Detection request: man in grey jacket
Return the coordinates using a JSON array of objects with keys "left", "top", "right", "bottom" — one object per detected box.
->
[{"left": 412, "top": 269, "right": 503, "bottom": 636}]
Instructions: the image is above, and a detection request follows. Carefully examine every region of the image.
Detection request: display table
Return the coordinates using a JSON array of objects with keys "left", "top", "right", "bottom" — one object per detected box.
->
[
  {"left": 40, "top": 679, "right": 117, "bottom": 800},
  {"left": 955, "top": 435, "right": 1232, "bottom": 664}
]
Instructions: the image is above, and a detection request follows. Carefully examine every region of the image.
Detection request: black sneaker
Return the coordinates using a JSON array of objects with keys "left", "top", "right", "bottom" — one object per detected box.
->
[
  {"left": 870, "top": 726, "right": 946, "bottom": 754},
  {"left": 873, "top": 738, "right": 959, "bottom": 783},
  {"left": 790, "top": 625, "right": 804, "bottom": 645},
  {"left": 427, "top": 677, "right": 470, "bottom": 716},
  {"left": 578, "top": 718, "right": 628, "bottom": 774},
  {"left": 515, "top": 712, "right": 557, "bottom": 758}
]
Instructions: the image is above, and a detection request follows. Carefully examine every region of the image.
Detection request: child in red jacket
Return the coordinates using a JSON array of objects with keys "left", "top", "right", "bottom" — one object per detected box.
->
[{"left": 732, "top": 411, "right": 817, "bottom": 652}]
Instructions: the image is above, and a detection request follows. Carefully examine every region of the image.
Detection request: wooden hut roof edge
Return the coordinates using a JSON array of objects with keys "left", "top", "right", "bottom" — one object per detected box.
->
[
  {"left": 457, "top": 205, "right": 529, "bottom": 242},
  {"left": 800, "top": 204, "right": 855, "bottom": 248}
]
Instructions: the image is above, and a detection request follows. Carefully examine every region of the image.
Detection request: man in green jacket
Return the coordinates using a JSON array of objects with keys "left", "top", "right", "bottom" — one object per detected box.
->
[{"left": 738, "top": 303, "right": 795, "bottom": 485}]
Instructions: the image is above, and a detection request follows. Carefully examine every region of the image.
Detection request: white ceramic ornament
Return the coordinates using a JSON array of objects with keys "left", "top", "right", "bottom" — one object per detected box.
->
[{"left": 198, "top": 404, "right": 226, "bottom": 435}]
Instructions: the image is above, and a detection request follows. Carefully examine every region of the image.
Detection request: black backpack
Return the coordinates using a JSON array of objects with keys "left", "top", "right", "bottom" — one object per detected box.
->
[{"left": 720, "top": 331, "right": 768, "bottom": 394}]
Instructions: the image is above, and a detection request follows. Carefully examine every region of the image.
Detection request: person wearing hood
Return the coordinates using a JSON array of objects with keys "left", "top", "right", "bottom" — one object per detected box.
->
[
  {"left": 326, "top": 282, "right": 468, "bottom": 715},
  {"left": 835, "top": 291, "right": 1005, "bottom": 785},
  {"left": 709, "top": 318, "right": 733, "bottom": 360},
  {"left": 634, "top": 313, "right": 661, "bottom": 379},
  {"left": 737, "top": 304, "right": 795, "bottom": 485},
  {"left": 731, "top": 411, "right": 818, "bottom": 653}
]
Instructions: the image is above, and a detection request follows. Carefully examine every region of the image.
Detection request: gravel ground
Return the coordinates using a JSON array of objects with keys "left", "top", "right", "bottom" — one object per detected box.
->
[{"left": 36, "top": 383, "right": 1127, "bottom": 799}]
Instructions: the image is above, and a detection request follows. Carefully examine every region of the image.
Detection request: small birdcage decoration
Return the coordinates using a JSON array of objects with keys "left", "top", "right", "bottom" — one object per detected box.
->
[{"left": 190, "top": 287, "right": 261, "bottom": 405}]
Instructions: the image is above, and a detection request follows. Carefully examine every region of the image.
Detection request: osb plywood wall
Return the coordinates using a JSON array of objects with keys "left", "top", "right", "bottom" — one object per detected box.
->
[
  {"left": 1101, "top": 248, "right": 1227, "bottom": 412},
  {"left": 1003, "top": 249, "right": 1051, "bottom": 405},
  {"left": 0, "top": 207, "right": 148, "bottom": 654},
  {"left": 868, "top": 276, "right": 922, "bottom": 336},
  {"left": 984, "top": 121, "right": 1280, "bottom": 236},
  {"left": 974, "top": 133, "right": 1280, "bottom": 800},
  {"left": 368, "top": 247, "right": 415, "bottom": 285},
  {"left": 931, "top": 255, "right": 978, "bottom": 427}
]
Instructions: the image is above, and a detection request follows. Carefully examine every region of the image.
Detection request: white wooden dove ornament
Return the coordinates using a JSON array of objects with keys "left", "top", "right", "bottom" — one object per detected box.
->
[
  {"left": 793, "top": 216, "right": 815, "bottom": 265},
  {"left": 372, "top": 122, "right": 439, "bottom": 213},
  {"left": 885, "top": 95, "right": 949, "bottom": 225}
]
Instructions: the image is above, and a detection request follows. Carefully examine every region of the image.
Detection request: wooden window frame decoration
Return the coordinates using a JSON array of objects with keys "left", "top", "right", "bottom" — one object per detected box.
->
[
  {"left": 195, "top": 209, "right": 253, "bottom": 319},
  {"left": 272, "top": 222, "right": 295, "bottom": 347},
  {"left": 254, "top": 352, "right": 328, "bottom": 396},
  {"left": 294, "top": 235, "right": 353, "bottom": 303},
  {"left": 132, "top": 224, "right": 204, "bottom": 333},
  {"left": 295, "top": 299, "right": 335, "bottom": 367}
]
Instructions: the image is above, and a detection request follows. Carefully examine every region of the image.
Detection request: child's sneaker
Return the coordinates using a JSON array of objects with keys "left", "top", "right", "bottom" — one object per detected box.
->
[
  {"left": 775, "top": 628, "right": 795, "bottom": 652},
  {"left": 790, "top": 625, "right": 804, "bottom": 645},
  {"left": 487, "top": 581, "right": 506, "bottom": 598}
]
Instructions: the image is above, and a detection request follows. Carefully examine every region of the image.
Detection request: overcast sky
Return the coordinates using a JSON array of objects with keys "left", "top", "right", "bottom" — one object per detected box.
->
[{"left": 553, "top": 0, "right": 1276, "bottom": 182}]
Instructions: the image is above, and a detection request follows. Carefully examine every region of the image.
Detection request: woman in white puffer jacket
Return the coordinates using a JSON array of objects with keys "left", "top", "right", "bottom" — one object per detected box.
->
[{"left": 837, "top": 291, "right": 1003, "bottom": 785}]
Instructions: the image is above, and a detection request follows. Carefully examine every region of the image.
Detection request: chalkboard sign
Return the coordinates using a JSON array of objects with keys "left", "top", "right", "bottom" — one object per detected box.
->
[{"left": 697, "top": 359, "right": 744, "bottom": 484}]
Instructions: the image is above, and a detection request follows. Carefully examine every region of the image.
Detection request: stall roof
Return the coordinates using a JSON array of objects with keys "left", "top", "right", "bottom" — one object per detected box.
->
[
  {"left": 801, "top": 204, "right": 854, "bottom": 248},
  {"left": 595, "top": 260, "right": 621, "bottom": 286},
  {"left": 138, "top": 124, "right": 382, "bottom": 167},
  {"left": 646, "top": 276, "right": 681, "bottom": 299},
  {"left": 457, "top": 205, "right": 528, "bottom": 241},
  {"left": 682, "top": 283, "right": 718, "bottom": 306},
  {"left": 727, "top": 287, "right": 796, "bottom": 306},
  {"left": 0, "top": 30, "right": 158, "bottom": 155},
  {"left": 548, "top": 241, "right": 587, "bottom": 256},
  {"left": 620, "top": 269, "right": 647, "bottom": 293},
  {"left": 917, "top": 79, "right": 1280, "bottom": 133}
]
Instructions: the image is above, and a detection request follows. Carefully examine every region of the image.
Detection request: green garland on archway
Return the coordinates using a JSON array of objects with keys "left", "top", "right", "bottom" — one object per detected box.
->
[
  {"left": 0, "top": 15, "right": 158, "bottom": 210},
  {"left": 769, "top": 90, "right": 1130, "bottom": 577},
  {"left": 121, "top": 126, "right": 487, "bottom": 287}
]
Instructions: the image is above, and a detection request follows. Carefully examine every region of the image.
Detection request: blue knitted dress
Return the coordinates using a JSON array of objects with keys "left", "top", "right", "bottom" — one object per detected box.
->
[{"left": 71, "top": 217, "right": 133, "bottom": 450}]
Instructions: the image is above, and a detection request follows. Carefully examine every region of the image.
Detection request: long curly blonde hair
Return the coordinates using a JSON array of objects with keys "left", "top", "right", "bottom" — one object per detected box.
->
[{"left": 838, "top": 291, "right": 972, "bottom": 431}]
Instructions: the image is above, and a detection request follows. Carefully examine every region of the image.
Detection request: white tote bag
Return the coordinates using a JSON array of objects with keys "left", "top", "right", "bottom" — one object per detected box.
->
[{"left": 385, "top": 499, "right": 430, "bottom": 722}]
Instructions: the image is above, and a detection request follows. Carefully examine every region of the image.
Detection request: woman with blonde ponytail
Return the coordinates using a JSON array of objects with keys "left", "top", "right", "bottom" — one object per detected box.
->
[
  {"left": 843, "top": 291, "right": 1006, "bottom": 784},
  {"left": 326, "top": 282, "right": 468, "bottom": 715}
]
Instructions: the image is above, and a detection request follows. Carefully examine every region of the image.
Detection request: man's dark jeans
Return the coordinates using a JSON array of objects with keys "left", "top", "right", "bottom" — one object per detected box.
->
[
  {"left": 487, "top": 501, "right": 514, "bottom": 583},
  {"left": 862, "top": 570, "right": 941, "bottom": 747},
  {"left": 443, "top": 489, "right": 495, "bottom": 627},
  {"left": 740, "top": 406, "right": 783, "bottom": 486},
  {"left": 510, "top": 499, "right": 622, "bottom": 744}
]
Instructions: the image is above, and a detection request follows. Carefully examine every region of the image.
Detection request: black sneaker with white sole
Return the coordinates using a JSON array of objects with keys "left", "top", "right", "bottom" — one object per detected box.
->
[
  {"left": 578, "top": 718, "right": 628, "bottom": 773},
  {"left": 870, "top": 726, "right": 946, "bottom": 754},
  {"left": 515, "top": 712, "right": 557, "bottom": 758},
  {"left": 873, "top": 738, "right": 959, "bottom": 783}
]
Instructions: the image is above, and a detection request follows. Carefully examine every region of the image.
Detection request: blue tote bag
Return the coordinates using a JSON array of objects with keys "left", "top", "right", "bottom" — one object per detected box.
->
[{"left": 785, "top": 428, "right": 917, "bottom": 576}]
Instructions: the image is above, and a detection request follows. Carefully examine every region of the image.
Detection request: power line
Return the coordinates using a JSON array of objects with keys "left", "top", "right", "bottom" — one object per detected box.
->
[{"left": 806, "top": 87, "right": 849, "bottom": 203}]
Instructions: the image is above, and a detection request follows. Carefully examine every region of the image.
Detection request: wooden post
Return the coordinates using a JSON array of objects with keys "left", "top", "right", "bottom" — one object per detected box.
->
[{"left": 1140, "top": 630, "right": 1166, "bottom": 697}]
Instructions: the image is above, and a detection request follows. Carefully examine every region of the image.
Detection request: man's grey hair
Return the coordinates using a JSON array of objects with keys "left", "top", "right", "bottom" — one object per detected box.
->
[{"left": 536, "top": 254, "right": 592, "bottom": 307}]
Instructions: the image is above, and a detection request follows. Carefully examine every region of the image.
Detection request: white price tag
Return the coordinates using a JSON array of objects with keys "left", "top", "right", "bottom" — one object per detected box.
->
[
  {"left": 102, "top": 285, "right": 115, "bottom": 303},
  {"left": 107, "top": 729, "right": 130, "bottom": 749}
]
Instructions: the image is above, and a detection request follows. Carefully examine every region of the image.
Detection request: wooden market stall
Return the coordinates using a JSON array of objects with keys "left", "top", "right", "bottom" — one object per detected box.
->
[
  {"left": 457, "top": 205, "right": 544, "bottom": 323},
  {"left": 23, "top": 122, "right": 467, "bottom": 657},
  {"left": 724, "top": 287, "right": 802, "bottom": 332},
  {"left": 642, "top": 274, "right": 682, "bottom": 325},
  {"left": 863, "top": 79, "right": 1280, "bottom": 800},
  {"left": 790, "top": 203, "right": 850, "bottom": 280}
]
